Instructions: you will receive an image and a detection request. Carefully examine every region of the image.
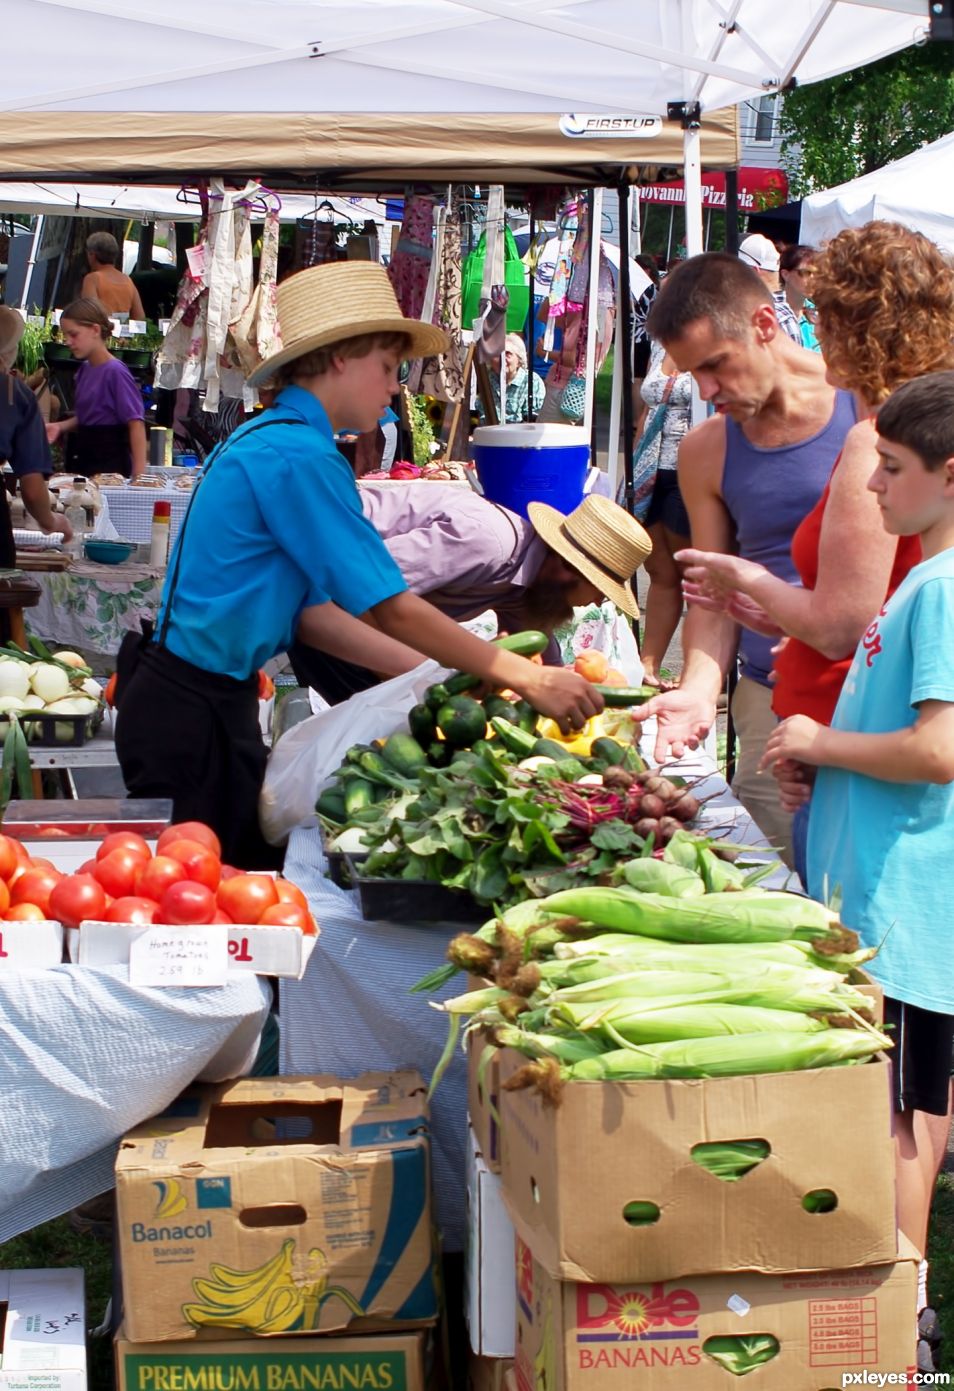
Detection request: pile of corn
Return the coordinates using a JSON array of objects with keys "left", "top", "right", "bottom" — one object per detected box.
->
[{"left": 421, "top": 842, "right": 891, "bottom": 1104}]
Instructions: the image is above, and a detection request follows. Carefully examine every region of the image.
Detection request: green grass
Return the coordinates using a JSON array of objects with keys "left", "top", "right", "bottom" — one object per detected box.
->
[
  {"left": 929, "top": 1172, "right": 954, "bottom": 1369},
  {"left": 1, "top": 1215, "right": 114, "bottom": 1390},
  {"left": 594, "top": 346, "right": 615, "bottom": 414}
]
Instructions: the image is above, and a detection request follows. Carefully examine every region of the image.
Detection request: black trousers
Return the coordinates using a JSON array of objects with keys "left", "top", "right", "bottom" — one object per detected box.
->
[{"left": 114, "top": 644, "right": 284, "bottom": 870}]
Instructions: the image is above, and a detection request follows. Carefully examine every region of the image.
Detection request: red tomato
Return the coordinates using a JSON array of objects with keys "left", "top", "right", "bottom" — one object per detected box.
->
[
  {"left": 4, "top": 902, "right": 47, "bottom": 921},
  {"left": 157, "top": 821, "right": 222, "bottom": 858},
  {"left": 216, "top": 874, "right": 279, "bottom": 925},
  {"left": 0, "top": 834, "right": 19, "bottom": 882},
  {"left": 78, "top": 858, "right": 98, "bottom": 876},
  {"left": 29, "top": 858, "right": 57, "bottom": 872},
  {"left": 96, "top": 831, "right": 151, "bottom": 863},
  {"left": 105, "top": 896, "right": 160, "bottom": 925},
  {"left": 11, "top": 839, "right": 31, "bottom": 868},
  {"left": 48, "top": 873, "right": 107, "bottom": 929},
  {"left": 0, "top": 879, "right": 11, "bottom": 915},
  {"left": 93, "top": 848, "right": 147, "bottom": 899},
  {"left": 258, "top": 902, "right": 316, "bottom": 933},
  {"left": 159, "top": 881, "right": 216, "bottom": 925},
  {"left": 134, "top": 855, "right": 187, "bottom": 902},
  {"left": 163, "top": 840, "right": 221, "bottom": 891},
  {"left": 219, "top": 864, "right": 242, "bottom": 881},
  {"left": 10, "top": 868, "right": 63, "bottom": 916},
  {"left": 212, "top": 908, "right": 233, "bottom": 924},
  {"left": 274, "top": 879, "right": 309, "bottom": 912}
]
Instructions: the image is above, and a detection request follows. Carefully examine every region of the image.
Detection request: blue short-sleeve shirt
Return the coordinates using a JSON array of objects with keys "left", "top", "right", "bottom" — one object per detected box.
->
[
  {"left": 156, "top": 386, "right": 407, "bottom": 679},
  {"left": 807, "top": 547, "right": 954, "bottom": 1013}
]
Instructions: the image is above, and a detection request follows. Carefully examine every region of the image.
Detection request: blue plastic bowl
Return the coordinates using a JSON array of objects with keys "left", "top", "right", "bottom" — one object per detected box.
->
[{"left": 84, "top": 539, "right": 135, "bottom": 565}]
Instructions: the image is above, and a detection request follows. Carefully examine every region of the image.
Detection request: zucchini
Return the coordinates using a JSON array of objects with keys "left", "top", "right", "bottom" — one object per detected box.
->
[
  {"left": 512, "top": 698, "right": 540, "bottom": 734},
  {"left": 593, "top": 684, "right": 658, "bottom": 707},
  {"left": 532, "top": 736, "right": 571, "bottom": 760},
  {"left": 380, "top": 732, "right": 428, "bottom": 776},
  {"left": 490, "top": 717, "right": 537, "bottom": 756},
  {"left": 441, "top": 631, "right": 550, "bottom": 696},
  {"left": 344, "top": 776, "right": 377, "bottom": 816},
  {"left": 482, "top": 694, "right": 520, "bottom": 724},
  {"left": 357, "top": 751, "right": 416, "bottom": 792},
  {"left": 315, "top": 787, "right": 347, "bottom": 821},
  {"left": 590, "top": 736, "right": 627, "bottom": 766},
  {"left": 424, "top": 681, "right": 450, "bottom": 713},
  {"left": 408, "top": 702, "right": 437, "bottom": 746}
]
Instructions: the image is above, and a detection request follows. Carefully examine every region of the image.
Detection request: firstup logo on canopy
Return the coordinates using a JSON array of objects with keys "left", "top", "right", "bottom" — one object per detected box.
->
[{"left": 560, "top": 114, "right": 663, "bottom": 139}]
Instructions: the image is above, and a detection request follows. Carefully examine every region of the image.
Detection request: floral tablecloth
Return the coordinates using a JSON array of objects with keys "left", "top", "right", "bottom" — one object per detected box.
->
[{"left": 25, "top": 561, "right": 163, "bottom": 662}]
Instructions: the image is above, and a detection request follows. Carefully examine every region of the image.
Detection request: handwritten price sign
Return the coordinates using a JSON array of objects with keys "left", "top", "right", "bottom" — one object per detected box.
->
[{"left": 129, "top": 924, "right": 229, "bottom": 988}]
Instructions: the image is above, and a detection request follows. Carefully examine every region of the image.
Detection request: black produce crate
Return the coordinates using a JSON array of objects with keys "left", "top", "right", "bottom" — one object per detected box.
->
[
  {"left": 29, "top": 712, "right": 97, "bottom": 747},
  {"left": 344, "top": 855, "right": 486, "bottom": 926}
]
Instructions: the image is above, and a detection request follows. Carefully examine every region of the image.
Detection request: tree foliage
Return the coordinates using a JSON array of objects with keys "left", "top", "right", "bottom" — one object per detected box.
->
[{"left": 780, "top": 44, "right": 954, "bottom": 197}]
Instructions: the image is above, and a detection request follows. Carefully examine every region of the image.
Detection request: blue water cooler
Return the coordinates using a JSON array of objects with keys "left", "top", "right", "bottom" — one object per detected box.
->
[{"left": 472, "top": 423, "right": 590, "bottom": 520}]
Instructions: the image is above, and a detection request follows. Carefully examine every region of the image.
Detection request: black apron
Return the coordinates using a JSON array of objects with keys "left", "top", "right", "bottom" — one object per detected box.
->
[
  {"left": 66, "top": 423, "right": 132, "bottom": 478},
  {"left": 0, "top": 378, "right": 22, "bottom": 641}
]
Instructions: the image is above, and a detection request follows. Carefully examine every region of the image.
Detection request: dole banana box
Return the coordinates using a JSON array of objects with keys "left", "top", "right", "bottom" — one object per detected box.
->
[
  {"left": 498, "top": 1049, "right": 897, "bottom": 1284},
  {"left": 514, "top": 1239, "right": 918, "bottom": 1391},
  {"left": 114, "top": 1327, "right": 429, "bottom": 1391},
  {"left": 115, "top": 1072, "right": 438, "bottom": 1344}
]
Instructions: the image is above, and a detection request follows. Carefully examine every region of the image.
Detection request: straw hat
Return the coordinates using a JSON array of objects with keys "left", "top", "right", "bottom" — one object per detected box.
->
[
  {"left": 247, "top": 262, "right": 449, "bottom": 387},
  {"left": 0, "top": 307, "right": 25, "bottom": 372},
  {"left": 528, "top": 493, "right": 651, "bottom": 620}
]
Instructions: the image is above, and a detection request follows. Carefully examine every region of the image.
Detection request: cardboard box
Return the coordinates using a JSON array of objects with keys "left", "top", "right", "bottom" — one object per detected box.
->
[
  {"left": 116, "top": 1072, "right": 438, "bottom": 1343},
  {"left": 0, "top": 919, "right": 63, "bottom": 970},
  {"left": 466, "top": 1127, "right": 516, "bottom": 1358},
  {"left": 469, "top": 1355, "right": 514, "bottom": 1391},
  {"left": 514, "top": 1239, "right": 918, "bottom": 1391},
  {"left": 468, "top": 1030, "right": 501, "bottom": 1174},
  {"left": 0, "top": 1267, "right": 86, "bottom": 1391},
  {"left": 71, "top": 919, "right": 317, "bottom": 980},
  {"left": 499, "top": 1050, "right": 897, "bottom": 1284},
  {"left": 115, "top": 1327, "right": 429, "bottom": 1391}
]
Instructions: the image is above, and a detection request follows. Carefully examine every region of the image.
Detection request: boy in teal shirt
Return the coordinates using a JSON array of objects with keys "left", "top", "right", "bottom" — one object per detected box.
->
[{"left": 760, "top": 371, "right": 954, "bottom": 1344}]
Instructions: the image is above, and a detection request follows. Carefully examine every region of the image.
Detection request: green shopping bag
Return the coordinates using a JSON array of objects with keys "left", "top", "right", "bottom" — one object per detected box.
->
[{"left": 461, "top": 225, "right": 530, "bottom": 332}]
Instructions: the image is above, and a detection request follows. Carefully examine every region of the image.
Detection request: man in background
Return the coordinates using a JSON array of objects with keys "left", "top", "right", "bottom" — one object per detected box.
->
[{"left": 81, "top": 232, "right": 146, "bottom": 321}]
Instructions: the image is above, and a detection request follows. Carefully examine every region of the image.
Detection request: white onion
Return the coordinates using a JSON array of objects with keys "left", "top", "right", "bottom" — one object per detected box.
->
[
  {"left": 20, "top": 694, "right": 45, "bottom": 711},
  {"left": 0, "top": 663, "right": 30, "bottom": 701},
  {"left": 53, "top": 650, "right": 88, "bottom": 670},
  {"left": 44, "top": 696, "right": 97, "bottom": 716},
  {"left": 328, "top": 827, "right": 370, "bottom": 854},
  {"left": 30, "top": 665, "right": 71, "bottom": 703},
  {"left": 79, "top": 677, "right": 103, "bottom": 700},
  {"left": 0, "top": 696, "right": 25, "bottom": 714}
]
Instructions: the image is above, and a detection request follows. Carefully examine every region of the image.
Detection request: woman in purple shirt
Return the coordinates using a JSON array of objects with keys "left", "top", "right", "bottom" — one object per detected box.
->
[{"left": 46, "top": 298, "right": 146, "bottom": 479}]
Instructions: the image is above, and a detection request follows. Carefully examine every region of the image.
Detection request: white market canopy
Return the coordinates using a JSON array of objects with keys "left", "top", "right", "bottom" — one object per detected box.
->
[
  {"left": 800, "top": 128, "right": 954, "bottom": 253},
  {"left": 0, "top": 0, "right": 931, "bottom": 188}
]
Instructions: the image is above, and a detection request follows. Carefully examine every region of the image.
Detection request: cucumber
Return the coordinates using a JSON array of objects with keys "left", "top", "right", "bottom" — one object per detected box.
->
[
  {"left": 408, "top": 702, "right": 437, "bottom": 746},
  {"left": 357, "top": 751, "right": 416, "bottom": 792},
  {"left": 344, "top": 776, "right": 377, "bottom": 816},
  {"left": 315, "top": 787, "right": 347, "bottom": 821},
  {"left": 512, "top": 698, "right": 540, "bottom": 734},
  {"left": 593, "top": 684, "right": 659, "bottom": 707},
  {"left": 380, "top": 732, "right": 428, "bottom": 776},
  {"left": 532, "top": 737, "right": 571, "bottom": 760},
  {"left": 441, "top": 631, "right": 550, "bottom": 696},
  {"left": 590, "top": 736, "right": 627, "bottom": 766},
  {"left": 424, "top": 681, "right": 450, "bottom": 712},
  {"left": 482, "top": 694, "right": 520, "bottom": 724},
  {"left": 489, "top": 717, "right": 537, "bottom": 756}
]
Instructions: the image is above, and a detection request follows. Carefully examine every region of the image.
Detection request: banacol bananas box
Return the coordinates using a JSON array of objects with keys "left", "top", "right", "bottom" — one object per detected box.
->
[
  {"left": 514, "top": 1239, "right": 918, "bottom": 1391},
  {"left": 115, "top": 1073, "right": 438, "bottom": 1344},
  {"left": 114, "top": 1327, "right": 430, "bottom": 1391}
]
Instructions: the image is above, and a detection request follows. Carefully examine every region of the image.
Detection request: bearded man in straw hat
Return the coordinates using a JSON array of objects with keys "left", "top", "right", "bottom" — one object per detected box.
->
[
  {"left": 114, "top": 262, "right": 602, "bottom": 868},
  {"left": 289, "top": 486, "right": 651, "bottom": 704}
]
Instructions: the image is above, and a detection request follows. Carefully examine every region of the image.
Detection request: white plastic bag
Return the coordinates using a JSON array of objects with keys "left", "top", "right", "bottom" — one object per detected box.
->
[{"left": 259, "top": 613, "right": 497, "bottom": 845}]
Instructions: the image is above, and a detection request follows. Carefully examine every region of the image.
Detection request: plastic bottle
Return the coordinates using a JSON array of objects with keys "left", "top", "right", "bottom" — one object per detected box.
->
[
  {"left": 64, "top": 478, "right": 88, "bottom": 557},
  {"left": 149, "top": 500, "right": 171, "bottom": 569}
]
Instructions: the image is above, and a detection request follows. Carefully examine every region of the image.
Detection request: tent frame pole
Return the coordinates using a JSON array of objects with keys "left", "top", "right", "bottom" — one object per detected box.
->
[{"left": 617, "top": 183, "right": 635, "bottom": 514}]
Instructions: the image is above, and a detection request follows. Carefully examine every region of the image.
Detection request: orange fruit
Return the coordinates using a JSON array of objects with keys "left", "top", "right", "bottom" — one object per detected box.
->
[
  {"left": 573, "top": 651, "right": 610, "bottom": 683},
  {"left": 602, "top": 668, "right": 629, "bottom": 687}
]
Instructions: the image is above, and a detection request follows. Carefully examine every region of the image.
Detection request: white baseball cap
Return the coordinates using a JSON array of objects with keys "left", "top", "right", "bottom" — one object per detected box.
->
[{"left": 738, "top": 234, "right": 780, "bottom": 273}]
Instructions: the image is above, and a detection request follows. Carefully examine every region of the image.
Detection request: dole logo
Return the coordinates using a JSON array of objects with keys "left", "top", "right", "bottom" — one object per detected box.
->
[
  {"left": 577, "top": 1282, "right": 700, "bottom": 1341},
  {"left": 152, "top": 1178, "right": 188, "bottom": 1219},
  {"left": 517, "top": 1239, "right": 534, "bottom": 1317}
]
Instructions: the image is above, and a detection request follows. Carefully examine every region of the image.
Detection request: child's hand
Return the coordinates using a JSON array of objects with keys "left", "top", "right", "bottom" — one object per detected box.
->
[
  {"left": 771, "top": 757, "right": 814, "bottom": 813},
  {"left": 759, "top": 715, "right": 826, "bottom": 773}
]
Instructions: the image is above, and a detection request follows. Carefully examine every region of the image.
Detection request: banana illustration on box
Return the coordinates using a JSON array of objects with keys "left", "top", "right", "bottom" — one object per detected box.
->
[
  {"left": 183, "top": 1240, "right": 365, "bottom": 1334},
  {"left": 534, "top": 1290, "right": 555, "bottom": 1391}
]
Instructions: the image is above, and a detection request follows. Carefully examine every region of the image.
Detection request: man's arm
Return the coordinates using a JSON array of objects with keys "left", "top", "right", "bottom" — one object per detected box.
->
[
  {"left": 761, "top": 701, "right": 954, "bottom": 785},
  {"left": 128, "top": 419, "right": 147, "bottom": 479},
  {"left": 635, "top": 417, "right": 739, "bottom": 759},
  {"left": 370, "top": 589, "right": 601, "bottom": 730},
  {"left": 129, "top": 282, "right": 147, "bottom": 323},
  {"left": 296, "top": 602, "right": 424, "bottom": 676},
  {"left": 19, "top": 474, "right": 72, "bottom": 540}
]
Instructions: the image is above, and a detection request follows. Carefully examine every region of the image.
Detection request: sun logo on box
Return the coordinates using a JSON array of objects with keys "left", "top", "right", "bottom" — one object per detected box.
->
[
  {"left": 614, "top": 1294, "right": 652, "bottom": 1336},
  {"left": 153, "top": 1179, "right": 188, "bottom": 1219}
]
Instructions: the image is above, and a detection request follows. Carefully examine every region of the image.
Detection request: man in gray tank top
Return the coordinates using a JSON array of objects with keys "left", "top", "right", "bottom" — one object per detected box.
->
[{"left": 635, "top": 253, "right": 856, "bottom": 862}]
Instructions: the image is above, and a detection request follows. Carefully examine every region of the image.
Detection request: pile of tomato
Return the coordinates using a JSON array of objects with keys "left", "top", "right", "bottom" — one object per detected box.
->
[{"left": 0, "top": 820, "right": 317, "bottom": 933}]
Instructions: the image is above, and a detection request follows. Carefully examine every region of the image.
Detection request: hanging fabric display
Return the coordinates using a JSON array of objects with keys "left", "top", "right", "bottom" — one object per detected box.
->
[
  {"left": 294, "top": 200, "right": 339, "bottom": 272},
  {"left": 230, "top": 204, "right": 282, "bottom": 379},
  {"left": 387, "top": 191, "right": 436, "bottom": 320},
  {"left": 408, "top": 190, "right": 466, "bottom": 402}
]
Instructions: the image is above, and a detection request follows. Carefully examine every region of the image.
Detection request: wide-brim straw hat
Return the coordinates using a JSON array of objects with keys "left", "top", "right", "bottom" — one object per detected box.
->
[
  {"left": 247, "top": 262, "right": 449, "bottom": 387},
  {"left": 0, "top": 307, "right": 25, "bottom": 371},
  {"left": 528, "top": 493, "right": 652, "bottom": 620}
]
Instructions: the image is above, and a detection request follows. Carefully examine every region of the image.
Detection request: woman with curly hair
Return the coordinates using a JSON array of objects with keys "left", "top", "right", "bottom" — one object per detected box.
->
[{"left": 679, "top": 220, "right": 954, "bottom": 728}]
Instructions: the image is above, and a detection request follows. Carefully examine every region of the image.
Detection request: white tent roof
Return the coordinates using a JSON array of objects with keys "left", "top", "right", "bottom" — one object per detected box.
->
[
  {"left": 800, "top": 129, "right": 954, "bottom": 253},
  {"left": 1, "top": 0, "right": 929, "bottom": 120}
]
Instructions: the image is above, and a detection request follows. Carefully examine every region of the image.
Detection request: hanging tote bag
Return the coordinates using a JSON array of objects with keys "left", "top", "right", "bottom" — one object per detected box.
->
[{"left": 629, "top": 375, "right": 677, "bottom": 521}]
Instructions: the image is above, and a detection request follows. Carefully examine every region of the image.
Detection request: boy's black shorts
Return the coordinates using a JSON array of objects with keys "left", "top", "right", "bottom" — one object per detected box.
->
[{"left": 883, "top": 996, "right": 954, "bottom": 1115}]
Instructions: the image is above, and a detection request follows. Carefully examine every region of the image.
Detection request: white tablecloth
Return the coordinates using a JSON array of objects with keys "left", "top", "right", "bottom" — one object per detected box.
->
[
  {"left": 0, "top": 966, "right": 271, "bottom": 1242},
  {"left": 279, "top": 749, "right": 781, "bottom": 1255},
  {"left": 98, "top": 485, "right": 192, "bottom": 545}
]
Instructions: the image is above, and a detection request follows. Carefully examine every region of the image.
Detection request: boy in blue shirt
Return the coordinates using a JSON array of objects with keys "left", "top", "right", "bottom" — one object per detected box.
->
[{"left": 760, "top": 371, "right": 954, "bottom": 1332}]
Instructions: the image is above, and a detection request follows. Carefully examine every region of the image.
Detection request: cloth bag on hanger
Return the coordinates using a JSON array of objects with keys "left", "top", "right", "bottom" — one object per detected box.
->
[
  {"left": 230, "top": 206, "right": 282, "bottom": 379},
  {"left": 461, "top": 187, "right": 530, "bottom": 340},
  {"left": 407, "top": 196, "right": 466, "bottom": 402}
]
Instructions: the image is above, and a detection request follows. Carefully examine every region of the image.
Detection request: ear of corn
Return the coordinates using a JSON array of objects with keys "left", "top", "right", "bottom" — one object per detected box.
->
[
  {"left": 565, "top": 1002, "right": 830, "bottom": 1046},
  {"left": 620, "top": 858, "right": 706, "bottom": 898},
  {"left": 703, "top": 1334, "right": 780, "bottom": 1375},
  {"left": 691, "top": 1140, "right": 772, "bottom": 1182}
]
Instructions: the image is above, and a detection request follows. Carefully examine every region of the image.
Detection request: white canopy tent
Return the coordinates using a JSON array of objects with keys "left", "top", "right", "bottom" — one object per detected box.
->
[{"left": 800, "top": 128, "right": 954, "bottom": 253}]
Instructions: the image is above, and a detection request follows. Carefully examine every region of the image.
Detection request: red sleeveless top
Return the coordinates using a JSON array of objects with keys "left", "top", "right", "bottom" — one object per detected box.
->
[{"left": 771, "top": 475, "right": 921, "bottom": 723}]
